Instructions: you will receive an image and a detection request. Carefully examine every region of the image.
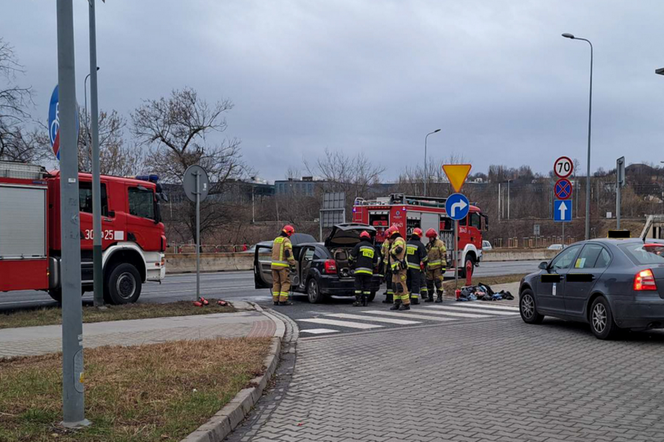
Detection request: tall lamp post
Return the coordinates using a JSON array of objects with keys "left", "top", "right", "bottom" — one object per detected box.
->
[
  {"left": 423, "top": 128, "right": 441, "bottom": 196},
  {"left": 562, "top": 33, "right": 593, "bottom": 240},
  {"left": 83, "top": 67, "right": 99, "bottom": 168}
]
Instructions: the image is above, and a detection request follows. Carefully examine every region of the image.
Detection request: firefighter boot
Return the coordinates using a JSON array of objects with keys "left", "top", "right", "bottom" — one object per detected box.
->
[
  {"left": 382, "top": 293, "right": 393, "bottom": 304},
  {"left": 390, "top": 299, "right": 402, "bottom": 311},
  {"left": 424, "top": 292, "right": 434, "bottom": 302},
  {"left": 411, "top": 295, "right": 420, "bottom": 305},
  {"left": 435, "top": 292, "right": 443, "bottom": 303},
  {"left": 399, "top": 302, "right": 411, "bottom": 311},
  {"left": 361, "top": 294, "right": 368, "bottom": 307},
  {"left": 353, "top": 295, "right": 361, "bottom": 307}
]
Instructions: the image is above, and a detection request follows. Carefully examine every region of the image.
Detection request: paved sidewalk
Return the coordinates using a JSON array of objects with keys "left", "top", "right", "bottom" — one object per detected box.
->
[{"left": 0, "top": 302, "right": 277, "bottom": 358}]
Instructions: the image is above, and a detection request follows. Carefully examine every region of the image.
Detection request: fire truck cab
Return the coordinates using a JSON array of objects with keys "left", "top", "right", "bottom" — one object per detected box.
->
[
  {"left": 0, "top": 161, "right": 167, "bottom": 304},
  {"left": 352, "top": 194, "right": 488, "bottom": 276}
]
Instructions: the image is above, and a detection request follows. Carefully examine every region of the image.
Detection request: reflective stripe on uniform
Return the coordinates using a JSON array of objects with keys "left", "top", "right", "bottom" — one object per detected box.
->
[
  {"left": 407, "top": 263, "right": 420, "bottom": 269},
  {"left": 355, "top": 267, "right": 373, "bottom": 275}
]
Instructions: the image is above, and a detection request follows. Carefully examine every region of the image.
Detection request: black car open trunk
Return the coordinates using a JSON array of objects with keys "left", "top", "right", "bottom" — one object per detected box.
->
[{"left": 325, "top": 223, "right": 376, "bottom": 278}]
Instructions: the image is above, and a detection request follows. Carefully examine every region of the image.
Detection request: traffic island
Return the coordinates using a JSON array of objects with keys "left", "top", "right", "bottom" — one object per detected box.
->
[
  {"left": 0, "top": 299, "right": 237, "bottom": 330},
  {"left": 0, "top": 337, "right": 272, "bottom": 442}
]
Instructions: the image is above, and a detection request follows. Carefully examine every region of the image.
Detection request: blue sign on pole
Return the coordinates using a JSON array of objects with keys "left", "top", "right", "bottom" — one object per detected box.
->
[
  {"left": 47, "top": 85, "right": 79, "bottom": 161},
  {"left": 48, "top": 85, "right": 60, "bottom": 160},
  {"left": 445, "top": 193, "right": 470, "bottom": 221},
  {"left": 554, "top": 200, "right": 572, "bottom": 222}
]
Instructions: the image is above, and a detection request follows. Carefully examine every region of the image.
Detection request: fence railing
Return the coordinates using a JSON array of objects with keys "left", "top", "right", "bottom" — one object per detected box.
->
[
  {"left": 492, "top": 236, "right": 577, "bottom": 249},
  {"left": 167, "top": 244, "right": 251, "bottom": 254}
]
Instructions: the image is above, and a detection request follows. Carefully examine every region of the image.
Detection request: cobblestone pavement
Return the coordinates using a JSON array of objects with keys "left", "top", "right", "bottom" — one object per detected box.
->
[
  {"left": 0, "top": 310, "right": 275, "bottom": 358},
  {"left": 228, "top": 316, "right": 664, "bottom": 442}
]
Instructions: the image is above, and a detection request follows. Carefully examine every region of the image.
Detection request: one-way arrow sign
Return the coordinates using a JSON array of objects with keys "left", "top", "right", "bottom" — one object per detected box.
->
[{"left": 554, "top": 200, "right": 572, "bottom": 222}]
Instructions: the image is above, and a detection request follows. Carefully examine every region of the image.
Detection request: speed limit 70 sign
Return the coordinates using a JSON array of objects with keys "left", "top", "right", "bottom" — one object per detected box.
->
[{"left": 554, "top": 156, "right": 573, "bottom": 178}]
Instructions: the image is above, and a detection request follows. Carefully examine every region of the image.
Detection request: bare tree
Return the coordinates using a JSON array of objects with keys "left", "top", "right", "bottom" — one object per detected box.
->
[
  {"left": 132, "top": 87, "right": 246, "bottom": 242},
  {"left": 0, "top": 38, "right": 44, "bottom": 162},
  {"left": 305, "top": 148, "right": 384, "bottom": 197}
]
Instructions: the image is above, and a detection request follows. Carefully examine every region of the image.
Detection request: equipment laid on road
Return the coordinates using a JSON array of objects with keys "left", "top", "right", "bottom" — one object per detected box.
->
[
  {"left": 0, "top": 161, "right": 167, "bottom": 304},
  {"left": 353, "top": 193, "right": 488, "bottom": 278}
]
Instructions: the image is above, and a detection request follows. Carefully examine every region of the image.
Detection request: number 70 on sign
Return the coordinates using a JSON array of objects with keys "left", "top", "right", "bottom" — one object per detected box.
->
[{"left": 554, "top": 156, "right": 573, "bottom": 178}]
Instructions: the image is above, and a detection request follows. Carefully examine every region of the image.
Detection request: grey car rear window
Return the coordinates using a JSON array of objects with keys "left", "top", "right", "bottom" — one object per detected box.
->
[{"left": 618, "top": 243, "right": 664, "bottom": 265}]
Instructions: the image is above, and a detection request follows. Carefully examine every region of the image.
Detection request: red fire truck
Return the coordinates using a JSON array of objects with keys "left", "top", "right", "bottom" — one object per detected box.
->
[
  {"left": 352, "top": 194, "right": 488, "bottom": 276},
  {"left": 0, "top": 161, "right": 167, "bottom": 304}
]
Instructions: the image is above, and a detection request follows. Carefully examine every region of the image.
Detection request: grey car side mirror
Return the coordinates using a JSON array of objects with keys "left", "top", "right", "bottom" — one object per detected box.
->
[{"left": 538, "top": 261, "right": 548, "bottom": 270}]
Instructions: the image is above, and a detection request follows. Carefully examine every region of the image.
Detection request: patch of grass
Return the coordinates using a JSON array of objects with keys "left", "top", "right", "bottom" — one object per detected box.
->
[
  {"left": 443, "top": 273, "right": 528, "bottom": 292},
  {"left": 0, "top": 337, "right": 271, "bottom": 442},
  {"left": 0, "top": 299, "right": 235, "bottom": 330}
]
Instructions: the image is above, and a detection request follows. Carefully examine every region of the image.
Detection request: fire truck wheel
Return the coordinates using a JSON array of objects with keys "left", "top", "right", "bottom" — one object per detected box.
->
[
  {"left": 459, "top": 255, "right": 475, "bottom": 279},
  {"left": 48, "top": 289, "right": 62, "bottom": 304},
  {"left": 106, "top": 263, "right": 142, "bottom": 304}
]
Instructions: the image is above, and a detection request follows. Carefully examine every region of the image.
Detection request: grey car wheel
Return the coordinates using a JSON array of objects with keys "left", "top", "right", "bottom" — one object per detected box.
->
[
  {"left": 590, "top": 297, "right": 619, "bottom": 340},
  {"left": 520, "top": 289, "right": 544, "bottom": 324},
  {"left": 307, "top": 278, "right": 324, "bottom": 304}
]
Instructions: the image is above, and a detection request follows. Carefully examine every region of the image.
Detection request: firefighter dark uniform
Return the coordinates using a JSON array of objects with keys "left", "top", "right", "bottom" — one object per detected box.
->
[
  {"left": 388, "top": 228, "right": 410, "bottom": 310},
  {"left": 349, "top": 231, "right": 377, "bottom": 307},
  {"left": 406, "top": 229, "right": 427, "bottom": 305},
  {"left": 381, "top": 237, "right": 394, "bottom": 304},
  {"left": 425, "top": 228, "right": 447, "bottom": 303},
  {"left": 271, "top": 225, "right": 297, "bottom": 305}
]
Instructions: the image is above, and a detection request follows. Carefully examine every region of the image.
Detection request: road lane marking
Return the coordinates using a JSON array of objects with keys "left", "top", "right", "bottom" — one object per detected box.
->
[
  {"left": 299, "top": 318, "right": 383, "bottom": 330},
  {"left": 324, "top": 313, "right": 421, "bottom": 325},
  {"left": 363, "top": 311, "right": 456, "bottom": 322},
  {"left": 300, "top": 328, "right": 340, "bottom": 335},
  {"left": 450, "top": 303, "right": 520, "bottom": 312},
  {"left": 427, "top": 305, "right": 518, "bottom": 316}
]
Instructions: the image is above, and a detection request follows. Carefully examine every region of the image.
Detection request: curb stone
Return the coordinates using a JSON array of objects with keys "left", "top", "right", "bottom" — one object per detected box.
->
[{"left": 180, "top": 304, "right": 285, "bottom": 442}]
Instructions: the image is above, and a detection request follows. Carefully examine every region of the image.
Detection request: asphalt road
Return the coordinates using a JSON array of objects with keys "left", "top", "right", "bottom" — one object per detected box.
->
[{"left": 0, "top": 260, "right": 538, "bottom": 312}]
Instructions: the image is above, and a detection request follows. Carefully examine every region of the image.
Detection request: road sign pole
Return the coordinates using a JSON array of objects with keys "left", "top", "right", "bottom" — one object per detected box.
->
[
  {"left": 562, "top": 222, "right": 565, "bottom": 246},
  {"left": 196, "top": 171, "right": 200, "bottom": 301},
  {"left": 57, "top": 0, "right": 89, "bottom": 428},
  {"left": 454, "top": 220, "right": 459, "bottom": 289},
  {"left": 89, "top": 0, "right": 103, "bottom": 308}
]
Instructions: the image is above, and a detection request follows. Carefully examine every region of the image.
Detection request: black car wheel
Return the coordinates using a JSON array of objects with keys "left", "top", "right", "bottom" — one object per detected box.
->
[
  {"left": 590, "top": 297, "right": 619, "bottom": 340},
  {"left": 307, "top": 278, "right": 324, "bottom": 304},
  {"left": 520, "top": 289, "right": 544, "bottom": 324}
]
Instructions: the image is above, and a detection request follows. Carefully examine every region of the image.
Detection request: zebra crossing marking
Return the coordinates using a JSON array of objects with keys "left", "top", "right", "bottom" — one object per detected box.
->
[
  {"left": 363, "top": 310, "right": 456, "bottom": 322},
  {"left": 429, "top": 305, "right": 518, "bottom": 316},
  {"left": 323, "top": 313, "right": 421, "bottom": 325},
  {"left": 300, "top": 318, "right": 383, "bottom": 330},
  {"left": 300, "top": 328, "right": 340, "bottom": 335},
  {"left": 451, "top": 303, "right": 520, "bottom": 312},
  {"left": 404, "top": 308, "right": 490, "bottom": 319}
]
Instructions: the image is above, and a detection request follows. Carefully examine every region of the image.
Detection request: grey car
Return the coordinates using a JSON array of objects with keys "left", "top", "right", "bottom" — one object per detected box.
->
[{"left": 519, "top": 238, "right": 664, "bottom": 339}]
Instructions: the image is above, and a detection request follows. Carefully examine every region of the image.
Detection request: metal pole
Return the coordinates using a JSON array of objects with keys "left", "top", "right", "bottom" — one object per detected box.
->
[
  {"left": 89, "top": 0, "right": 104, "bottom": 308},
  {"left": 454, "top": 220, "right": 459, "bottom": 289},
  {"left": 507, "top": 180, "right": 511, "bottom": 220},
  {"left": 196, "top": 171, "right": 201, "bottom": 301},
  {"left": 57, "top": 0, "right": 88, "bottom": 427},
  {"left": 562, "top": 222, "right": 565, "bottom": 246},
  {"left": 84, "top": 73, "right": 90, "bottom": 170},
  {"left": 251, "top": 186, "right": 255, "bottom": 224},
  {"left": 424, "top": 133, "right": 429, "bottom": 196},
  {"left": 582, "top": 39, "right": 594, "bottom": 240},
  {"left": 616, "top": 178, "right": 621, "bottom": 230},
  {"left": 498, "top": 183, "right": 501, "bottom": 221}
]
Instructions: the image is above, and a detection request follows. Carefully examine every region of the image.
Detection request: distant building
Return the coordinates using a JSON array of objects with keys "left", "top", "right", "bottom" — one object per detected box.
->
[
  {"left": 274, "top": 177, "right": 326, "bottom": 196},
  {"left": 162, "top": 179, "right": 275, "bottom": 205}
]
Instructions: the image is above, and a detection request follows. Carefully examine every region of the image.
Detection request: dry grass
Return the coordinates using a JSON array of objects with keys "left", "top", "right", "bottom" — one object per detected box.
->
[
  {"left": 0, "top": 337, "right": 271, "bottom": 442},
  {"left": 443, "top": 273, "right": 527, "bottom": 292},
  {"left": 0, "top": 299, "right": 235, "bottom": 330}
]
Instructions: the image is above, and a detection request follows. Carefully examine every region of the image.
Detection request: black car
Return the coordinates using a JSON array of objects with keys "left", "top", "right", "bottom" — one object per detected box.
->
[
  {"left": 254, "top": 223, "right": 382, "bottom": 303},
  {"left": 519, "top": 238, "right": 664, "bottom": 339}
]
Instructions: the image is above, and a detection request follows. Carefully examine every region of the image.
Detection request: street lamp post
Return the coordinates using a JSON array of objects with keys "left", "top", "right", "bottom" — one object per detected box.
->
[
  {"left": 562, "top": 33, "right": 593, "bottom": 240},
  {"left": 83, "top": 67, "right": 99, "bottom": 169},
  {"left": 423, "top": 128, "right": 441, "bottom": 197}
]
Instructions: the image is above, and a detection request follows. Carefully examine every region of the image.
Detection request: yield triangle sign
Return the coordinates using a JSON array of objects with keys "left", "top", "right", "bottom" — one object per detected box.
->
[{"left": 442, "top": 164, "right": 472, "bottom": 193}]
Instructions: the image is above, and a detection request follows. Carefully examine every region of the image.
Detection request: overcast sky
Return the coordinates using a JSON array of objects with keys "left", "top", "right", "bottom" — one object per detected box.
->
[{"left": 3, "top": 0, "right": 664, "bottom": 182}]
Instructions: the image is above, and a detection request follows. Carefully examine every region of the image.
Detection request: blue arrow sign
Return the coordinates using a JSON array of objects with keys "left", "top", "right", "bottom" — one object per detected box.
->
[
  {"left": 445, "top": 193, "right": 470, "bottom": 221},
  {"left": 554, "top": 200, "right": 572, "bottom": 222}
]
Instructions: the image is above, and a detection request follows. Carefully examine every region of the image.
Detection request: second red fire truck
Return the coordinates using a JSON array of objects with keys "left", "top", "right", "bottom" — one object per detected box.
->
[
  {"left": 353, "top": 193, "right": 488, "bottom": 276},
  {"left": 0, "top": 161, "right": 167, "bottom": 304}
]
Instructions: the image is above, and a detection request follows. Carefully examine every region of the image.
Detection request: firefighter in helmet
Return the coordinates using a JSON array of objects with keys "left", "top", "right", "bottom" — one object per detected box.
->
[
  {"left": 381, "top": 230, "right": 395, "bottom": 304},
  {"left": 388, "top": 226, "right": 410, "bottom": 310},
  {"left": 406, "top": 228, "right": 428, "bottom": 305},
  {"left": 349, "top": 230, "right": 377, "bottom": 307},
  {"left": 425, "top": 228, "right": 447, "bottom": 303},
  {"left": 271, "top": 225, "right": 297, "bottom": 306}
]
